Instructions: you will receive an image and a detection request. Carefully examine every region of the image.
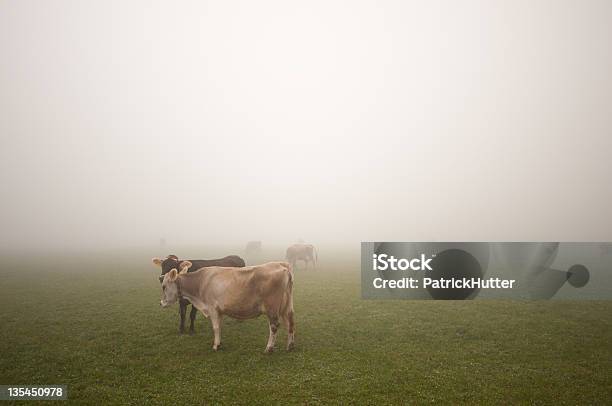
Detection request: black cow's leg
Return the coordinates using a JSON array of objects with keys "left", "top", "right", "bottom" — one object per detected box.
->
[
  {"left": 178, "top": 300, "right": 187, "bottom": 334},
  {"left": 189, "top": 305, "right": 197, "bottom": 335}
]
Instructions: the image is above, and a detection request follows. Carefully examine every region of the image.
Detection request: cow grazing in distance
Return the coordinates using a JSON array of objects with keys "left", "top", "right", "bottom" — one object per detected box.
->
[
  {"left": 286, "top": 243, "right": 318, "bottom": 270},
  {"left": 152, "top": 254, "right": 245, "bottom": 334},
  {"left": 160, "top": 261, "right": 295, "bottom": 353}
]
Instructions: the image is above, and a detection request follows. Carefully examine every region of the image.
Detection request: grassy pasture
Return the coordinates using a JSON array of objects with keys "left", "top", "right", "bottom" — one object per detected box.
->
[{"left": 0, "top": 249, "right": 610, "bottom": 404}]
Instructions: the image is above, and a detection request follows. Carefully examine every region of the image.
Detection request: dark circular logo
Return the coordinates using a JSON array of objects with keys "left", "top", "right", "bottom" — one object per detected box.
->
[
  {"left": 426, "top": 249, "right": 483, "bottom": 300},
  {"left": 566, "top": 264, "right": 589, "bottom": 288}
]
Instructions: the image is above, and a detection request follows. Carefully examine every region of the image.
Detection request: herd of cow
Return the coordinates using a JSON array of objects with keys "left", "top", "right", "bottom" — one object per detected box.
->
[{"left": 151, "top": 243, "right": 317, "bottom": 353}]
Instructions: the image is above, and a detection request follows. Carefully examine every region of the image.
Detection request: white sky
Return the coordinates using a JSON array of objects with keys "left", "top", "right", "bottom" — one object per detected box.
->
[{"left": 1, "top": 0, "right": 611, "bottom": 250}]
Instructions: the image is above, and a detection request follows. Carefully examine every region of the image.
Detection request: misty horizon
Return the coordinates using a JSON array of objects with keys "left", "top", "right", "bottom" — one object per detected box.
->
[{"left": 1, "top": 1, "right": 611, "bottom": 252}]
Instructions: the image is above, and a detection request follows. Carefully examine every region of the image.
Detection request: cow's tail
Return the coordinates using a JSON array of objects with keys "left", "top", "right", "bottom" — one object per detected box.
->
[{"left": 279, "top": 262, "right": 294, "bottom": 323}]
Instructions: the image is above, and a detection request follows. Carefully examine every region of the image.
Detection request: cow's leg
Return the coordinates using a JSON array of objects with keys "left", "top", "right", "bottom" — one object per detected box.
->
[
  {"left": 285, "top": 310, "right": 295, "bottom": 351},
  {"left": 188, "top": 305, "right": 197, "bottom": 335},
  {"left": 178, "top": 300, "right": 187, "bottom": 334},
  {"left": 265, "top": 315, "right": 280, "bottom": 353},
  {"left": 210, "top": 310, "right": 222, "bottom": 351}
]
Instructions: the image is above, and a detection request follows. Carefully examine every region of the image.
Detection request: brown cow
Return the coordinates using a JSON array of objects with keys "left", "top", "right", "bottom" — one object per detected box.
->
[
  {"left": 152, "top": 254, "right": 245, "bottom": 334},
  {"left": 160, "top": 261, "right": 295, "bottom": 353},
  {"left": 286, "top": 243, "right": 317, "bottom": 270}
]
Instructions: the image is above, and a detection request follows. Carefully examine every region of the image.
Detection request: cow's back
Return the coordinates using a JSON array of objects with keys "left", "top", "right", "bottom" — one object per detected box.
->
[
  {"left": 187, "top": 255, "right": 245, "bottom": 272},
  {"left": 192, "top": 262, "right": 292, "bottom": 319},
  {"left": 286, "top": 244, "right": 313, "bottom": 260}
]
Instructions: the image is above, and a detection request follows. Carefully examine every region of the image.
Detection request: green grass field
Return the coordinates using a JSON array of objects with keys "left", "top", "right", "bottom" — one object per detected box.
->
[{"left": 1, "top": 250, "right": 611, "bottom": 404}]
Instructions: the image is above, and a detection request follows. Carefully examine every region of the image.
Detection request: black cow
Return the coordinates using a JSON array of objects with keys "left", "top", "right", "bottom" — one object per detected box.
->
[{"left": 152, "top": 254, "right": 246, "bottom": 334}]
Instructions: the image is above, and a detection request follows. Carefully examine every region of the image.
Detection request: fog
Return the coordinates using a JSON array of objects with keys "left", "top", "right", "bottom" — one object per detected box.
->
[{"left": 1, "top": 1, "right": 611, "bottom": 252}]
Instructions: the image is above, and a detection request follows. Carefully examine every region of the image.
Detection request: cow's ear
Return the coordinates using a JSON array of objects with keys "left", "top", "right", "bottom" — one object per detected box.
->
[
  {"left": 152, "top": 258, "right": 163, "bottom": 267},
  {"left": 167, "top": 268, "right": 178, "bottom": 281},
  {"left": 179, "top": 261, "right": 192, "bottom": 272}
]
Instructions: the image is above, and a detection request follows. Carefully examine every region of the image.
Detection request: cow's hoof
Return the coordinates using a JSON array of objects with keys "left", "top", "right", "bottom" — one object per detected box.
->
[
  {"left": 264, "top": 347, "right": 274, "bottom": 354},
  {"left": 213, "top": 344, "right": 221, "bottom": 351},
  {"left": 286, "top": 342, "right": 295, "bottom": 351},
  {"left": 189, "top": 330, "right": 195, "bottom": 336}
]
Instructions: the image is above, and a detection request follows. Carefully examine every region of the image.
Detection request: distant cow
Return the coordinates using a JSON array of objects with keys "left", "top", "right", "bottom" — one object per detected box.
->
[
  {"left": 286, "top": 243, "right": 317, "bottom": 270},
  {"left": 152, "top": 254, "right": 245, "bottom": 334},
  {"left": 245, "top": 241, "right": 262, "bottom": 256},
  {"left": 160, "top": 261, "right": 295, "bottom": 353}
]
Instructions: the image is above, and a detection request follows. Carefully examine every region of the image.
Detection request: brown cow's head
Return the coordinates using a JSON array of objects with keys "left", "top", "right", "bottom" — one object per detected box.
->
[
  {"left": 152, "top": 255, "right": 189, "bottom": 283},
  {"left": 159, "top": 262, "right": 191, "bottom": 307},
  {"left": 159, "top": 268, "right": 179, "bottom": 307}
]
